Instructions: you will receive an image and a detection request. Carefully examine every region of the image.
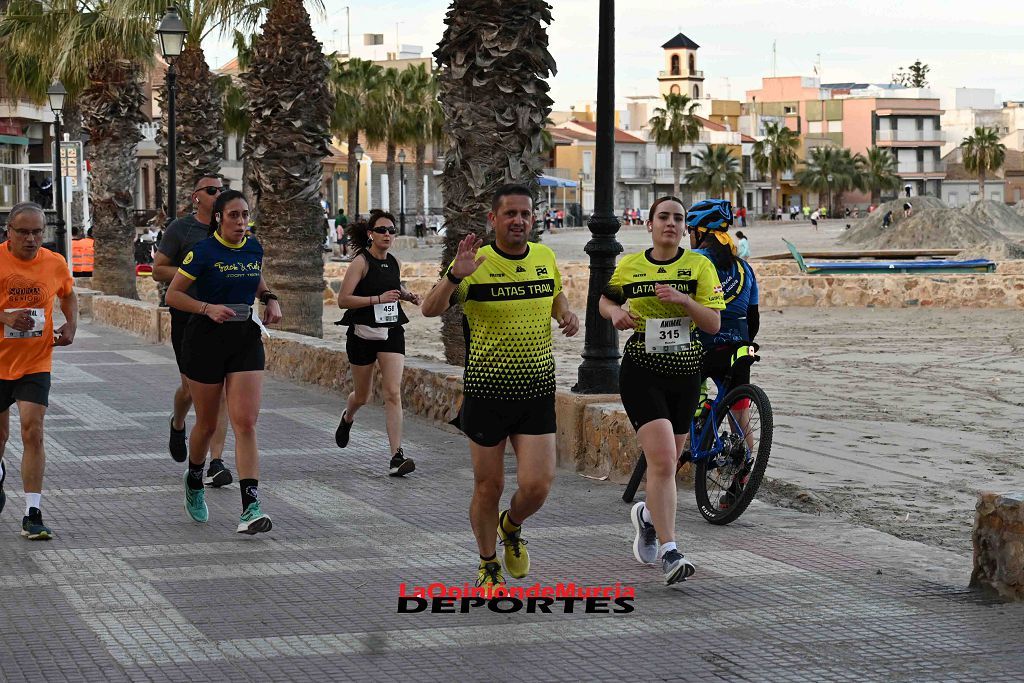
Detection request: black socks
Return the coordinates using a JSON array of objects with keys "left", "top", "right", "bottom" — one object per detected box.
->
[
  {"left": 240, "top": 479, "right": 259, "bottom": 511},
  {"left": 187, "top": 462, "right": 204, "bottom": 490}
]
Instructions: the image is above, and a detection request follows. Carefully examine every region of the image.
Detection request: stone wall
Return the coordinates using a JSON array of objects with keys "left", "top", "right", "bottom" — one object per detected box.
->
[
  {"left": 971, "top": 492, "right": 1024, "bottom": 600},
  {"left": 322, "top": 260, "right": 1024, "bottom": 310}
]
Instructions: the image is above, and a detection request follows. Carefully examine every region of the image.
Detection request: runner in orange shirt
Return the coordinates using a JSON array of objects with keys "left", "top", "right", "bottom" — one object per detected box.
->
[{"left": 0, "top": 202, "right": 77, "bottom": 539}]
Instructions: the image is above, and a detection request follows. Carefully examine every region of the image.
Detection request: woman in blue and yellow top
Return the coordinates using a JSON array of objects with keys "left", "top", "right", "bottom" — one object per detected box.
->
[
  {"left": 599, "top": 195, "right": 724, "bottom": 586},
  {"left": 166, "top": 189, "right": 282, "bottom": 536}
]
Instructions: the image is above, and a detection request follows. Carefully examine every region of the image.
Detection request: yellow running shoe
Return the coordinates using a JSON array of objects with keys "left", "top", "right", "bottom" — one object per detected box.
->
[
  {"left": 476, "top": 559, "right": 505, "bottom": 589},
  {"left": 497, "top": 509, "right": 530, "bottom": 579}
]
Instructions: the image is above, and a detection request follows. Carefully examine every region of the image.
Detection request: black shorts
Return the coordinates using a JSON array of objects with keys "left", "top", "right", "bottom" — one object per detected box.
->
[
  {"left": 346, "top": 326, "right": 405, "bottom": 366},
  {"left": 170, "top": 307, "right": 191, "bottom": 373},
  {"left": 0, "top": 372, "right": 51, "bottom": 411},
  {"left": 701, "top": 343, "right": 751, "bottom": 394},
  {"left": 458, "top": 394, "right": 556, "bottom": 447},
  {"left": 619, "top": 357, "right": 701, "bottom": 434},
  {"left": 181, "top": 316, "right": 265, "bottom": 384}
]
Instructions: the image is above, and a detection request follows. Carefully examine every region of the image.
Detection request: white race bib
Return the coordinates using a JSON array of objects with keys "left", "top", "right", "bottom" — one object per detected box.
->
[
  {"left": 373, "top": 301, "right": 399, "bottom": 324},
  {"left": 645, "top": 317, "right": 692, "bottom": 354},
  {"left": 3, "top": 308, "right": 45, "bottom": 339}
]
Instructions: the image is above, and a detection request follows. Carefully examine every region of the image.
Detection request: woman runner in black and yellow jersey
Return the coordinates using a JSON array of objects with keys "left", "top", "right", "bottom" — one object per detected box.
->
[
  {"left": 334, "top": 210, "right": 421, "bottom": 476},
  {"left": 599, "top": 196, "right": 724, "bottom": 585}
]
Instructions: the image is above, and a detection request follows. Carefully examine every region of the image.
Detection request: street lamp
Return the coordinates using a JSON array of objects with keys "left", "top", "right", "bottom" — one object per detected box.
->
[
  {"left": 157, "top": 6, "right": 187, "bottom": 220},
  {"left": 573, "top": 0, "right": 622, "bottom": 394},
  {"left": 47, "top": 80, "right": 67, "bottom": 259},
  {"left": 354, "top": 143, "right": 364, "bottom": 220},
  {"left": 826, "top": 173, "right": 834, "bottom": 217},
  {"left": 397, "top": 148, "right": 407, "bottom": 235}
]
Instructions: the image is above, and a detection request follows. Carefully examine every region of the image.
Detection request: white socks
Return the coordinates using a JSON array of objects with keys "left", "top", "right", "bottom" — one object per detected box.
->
[
  {"left": 25, "top": 492, "right": 41, "bottom": 514},
  {"left": 660, "top": 541, "right": 678, "bottom": 556}
]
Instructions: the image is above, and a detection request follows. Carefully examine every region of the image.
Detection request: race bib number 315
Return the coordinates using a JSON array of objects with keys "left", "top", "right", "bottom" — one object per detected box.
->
[{"left": 645, "top": 317, "right": 691, "bottom": 354}]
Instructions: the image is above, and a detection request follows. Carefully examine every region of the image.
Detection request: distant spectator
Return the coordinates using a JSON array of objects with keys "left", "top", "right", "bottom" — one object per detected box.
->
[
  {"left": 775, "top": 206, "right": 783, "bottom": 221},
  {"left": 844, "top": 207, "right": 851, "bottom": 219},
  {"left": 735, "top": 231, "right": 750, "bottom": 260},
  {"left": 882, "top": 210, "right": 893, "bottom": 229},
  {"left": 415, "top": 213, "right": 426, "bottom": 238},
  {"left": 790, "top": 205, "right": 799, "bottom": 221},
  {"left": 903, "top": 201, "right": 912, "bottom": 218},
  {"left": 802, "top": 205, "right": 811, "bottom": 220},
  {"left": 810, "top": 208, "right": 820, "bottom": 231},
  {"left": 556, "top": 209, "right": 564, "bottom": 229},
  {"left": 737, "top": 205, "right": 747, "bottom": 227}
]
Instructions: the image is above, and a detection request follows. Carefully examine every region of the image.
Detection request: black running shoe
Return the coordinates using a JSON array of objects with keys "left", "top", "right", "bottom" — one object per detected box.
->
[
  {"left": 335, "top": 410, "right": 353, "bottom": 448},
  {"left": 21, "top": 507, "right": 53, "bottom": 540},
  {"left": 169, "top": 415, "right": 187, "bottom": 463},
  {"left": 0, "top": 458, "right": 6, "bottom": 515},
  {"left": 204, "top": 459, "right": 233, "bottom": 488},
  {"left": 389, "top": 448, "right": 415, "bottom": 477}
]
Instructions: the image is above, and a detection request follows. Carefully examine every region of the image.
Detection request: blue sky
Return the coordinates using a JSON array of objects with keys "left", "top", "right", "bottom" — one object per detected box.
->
[{"left": 204, "top": 0, "right": 1024, "bottom": 108}]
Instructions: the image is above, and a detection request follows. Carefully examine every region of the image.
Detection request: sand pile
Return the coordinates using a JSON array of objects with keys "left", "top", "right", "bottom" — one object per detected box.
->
[
  {"left": 959, "top": 199, "right": 1024, "bottom": 237},
  {"left": 1015, "top": 201, "right": 1024, "bottom": 218},
  {"left": 839, "top": 196, "right": 948, "bottom": 246},
  {"left": 857, "top": 207, "right": 1010, "bottom": 250}
]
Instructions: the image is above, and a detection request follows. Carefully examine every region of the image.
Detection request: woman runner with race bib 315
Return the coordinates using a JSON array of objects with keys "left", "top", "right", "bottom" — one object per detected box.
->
[
  {"left": 334, "top": 210, "right": 421, "bottom": 477},
  {"left": 599, "top": 196, "right": 724, "bottom": 585}
]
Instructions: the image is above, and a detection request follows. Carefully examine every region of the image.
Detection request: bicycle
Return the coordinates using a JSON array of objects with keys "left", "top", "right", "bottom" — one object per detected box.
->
[{"left": 621, "top": 344, "right": 773, "bottom": 525}]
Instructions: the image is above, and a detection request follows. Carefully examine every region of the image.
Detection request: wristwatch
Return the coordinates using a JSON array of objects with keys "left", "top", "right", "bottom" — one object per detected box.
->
[
  {"left": 446, "top": 271, "right": 462, "bottom": 284},
  {"left": 259, "top": 291, "right": 279, "bottom": 305}
]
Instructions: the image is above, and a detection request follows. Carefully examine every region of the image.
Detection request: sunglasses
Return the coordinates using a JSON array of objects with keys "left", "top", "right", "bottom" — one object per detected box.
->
[
  {"left": 370, "top": 227, "right": 398, "bottom": 235},
  {"left": 196, "top": 186, "right": 223, "bottom": 196}
]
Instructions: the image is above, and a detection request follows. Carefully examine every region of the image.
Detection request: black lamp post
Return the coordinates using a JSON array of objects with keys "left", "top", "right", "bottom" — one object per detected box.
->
[
  {"left": 573, "top": 0, "right": 622, "bottom": 394},
  {"left": 826, "top": 173, "right": 833, "bottom": 216},
  {"left": 354, "top": 144, "right": 364, "bottom": 221},
  {"left": 157, "top": 6, "right": 187, "bottom": 221},
  {"left": 47, "top": 80, "right": 67, "bottom": 259},
  {"left": 397, "top": 148, "right": 407, "bottom": 235}
]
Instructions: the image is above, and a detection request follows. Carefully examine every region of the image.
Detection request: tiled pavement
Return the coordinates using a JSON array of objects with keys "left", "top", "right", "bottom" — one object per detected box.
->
[{"left": 1, "top": 323, "right": 1022, "bottom": 682}]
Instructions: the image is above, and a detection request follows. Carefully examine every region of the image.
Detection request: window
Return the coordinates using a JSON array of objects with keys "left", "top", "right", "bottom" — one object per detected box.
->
[
  {"left": 619, "top": 151, "right": 638, "bottom": 177},
  {"left": 670, "top": 54, "right": 680, "bottom": 76},
  {"left": 0, "top": 145, "right": 18, "bottom": 208},
  {"left": 670, "top": 84, "right": 680, "bottom": 95},
  {"left": 783, "top": 105, "right": 796, "bottom": 115},
  {"left": 582, "top": 151, "right": 593, "bottom": 175},
  {"left": 688, "top": 54, "right": 696, "bottom": 75},
  {"left": 693, "top": 84, "right": 699, "bottom": 99}
]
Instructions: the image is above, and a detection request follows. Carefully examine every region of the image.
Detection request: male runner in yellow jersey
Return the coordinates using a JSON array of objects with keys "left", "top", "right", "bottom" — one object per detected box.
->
[{"left": 422, "top": 185, "right": 579, "bottom": 588}]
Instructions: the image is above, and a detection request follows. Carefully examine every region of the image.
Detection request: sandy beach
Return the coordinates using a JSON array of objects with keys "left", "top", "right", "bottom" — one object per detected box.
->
[{"left": 322, "top": 216, "right": 1024, "bottom": 555}]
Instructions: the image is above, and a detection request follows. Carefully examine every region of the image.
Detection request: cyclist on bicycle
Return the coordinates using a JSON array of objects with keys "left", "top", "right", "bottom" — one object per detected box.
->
[
  {"left": 687, "top": 199, "right": 760, "bottom": 508},
  {"left": 600, "top": 196, "right": 724, "bottom": 585}
]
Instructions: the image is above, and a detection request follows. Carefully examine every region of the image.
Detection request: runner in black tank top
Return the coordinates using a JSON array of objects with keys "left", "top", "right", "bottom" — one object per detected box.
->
[{"left": 334, "top": 210, "right": 422, "bottom": 476}]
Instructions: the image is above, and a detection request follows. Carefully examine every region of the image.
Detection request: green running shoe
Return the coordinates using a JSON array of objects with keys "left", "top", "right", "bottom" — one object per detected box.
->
[
  {"left": 184, "top": 471, "right": 208, "bottom": 523},
  {"left": 237, "top": 502, "right": 272, "bottom": 535}
]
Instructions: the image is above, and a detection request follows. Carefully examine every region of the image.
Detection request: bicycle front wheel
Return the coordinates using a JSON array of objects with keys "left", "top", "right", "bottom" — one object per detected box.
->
[{"left": 694, "top": 384, "right": 773, "bottom": 525}]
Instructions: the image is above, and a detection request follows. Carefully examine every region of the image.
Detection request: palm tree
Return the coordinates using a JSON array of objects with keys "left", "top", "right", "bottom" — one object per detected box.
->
[
  {"left": 401, "top": 63, "right": 442, "bottom": 223},
  {"left": 0, "top": 0, "right": 154, "bottom": 299},
  {"left": 795, "top": 146, "right": 863, "bottom": 215},
  {"left": 961, "top": 126, "right": 1007, "bottom": 200},
  {"left": 435, "top": 0, "right": 554, "bottom": 364},
  {"left": 860, "top": 147, "right": 901, "bottom": 206},
  {"left": 372, "top": 67, "right": 420, "bottom": 217},
  {"left": 648, "top": 93, "right": 701, "bottom": 197},
  {"left": 328, "top": 56, "right": 382, "bottom": 218},
  {"left": 241, "top": 0, "right": 331, "bottom": 337},
  {"left": 685, "top": 145, "right": 743, "bottom": 204},
  {"left": 752, "top": 122, "right": 800, "bottom": 216}
]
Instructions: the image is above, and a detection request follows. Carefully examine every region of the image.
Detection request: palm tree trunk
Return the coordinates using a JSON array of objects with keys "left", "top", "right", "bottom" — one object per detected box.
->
[
  {"left": 771, "top": 171, "right": 779, "bottom": 216},
  {"left": 672, "top": 144, "right": 681, "bottom": 197},
  {"left": 80, "top": 61, "right": 145, "bottom": 300},
  {"left": 347, "top": 131, "right": 359, "bottom": 217},
  {"left": 415, "top": 142, "right": 426, "bottom": 219},
  {"left": 435, "top": 0, "right": 554, "bottom": 365},
  {"left": 979, "top": 172, "right": 985, "bottom": 201},
  {"left": 871, "top": 188, "right": 880, "bottom": 206},
  {"left": 242, "top": 0, "right": 332, "bottom": 337},
  {"left": 386, "top": 141, "right": 397, "bottom": 213}
]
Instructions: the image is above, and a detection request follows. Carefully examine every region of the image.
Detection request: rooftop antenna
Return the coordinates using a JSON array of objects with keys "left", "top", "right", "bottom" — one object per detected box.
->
[{"left": 772, "top": 40, "right": 777, "bottom": 77}]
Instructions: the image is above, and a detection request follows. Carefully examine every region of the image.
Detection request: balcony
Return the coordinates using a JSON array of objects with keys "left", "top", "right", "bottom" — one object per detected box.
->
[
  {"left": 896, "top": 161, "right": 946, "bottom": 176},
  {"left": 877, "top": 129, "right": 943, "bottom": 144},
  {"left": 658, "top": 70, "right": 704, "bottom": 79}
]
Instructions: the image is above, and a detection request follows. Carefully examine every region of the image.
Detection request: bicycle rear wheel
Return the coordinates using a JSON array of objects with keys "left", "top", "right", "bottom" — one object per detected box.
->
[
  {"left": 622, "top": 451, "right": 647, "bottom": 503},
  {"left": 694, "top": 384, "right": 773, "bottom": 525}
]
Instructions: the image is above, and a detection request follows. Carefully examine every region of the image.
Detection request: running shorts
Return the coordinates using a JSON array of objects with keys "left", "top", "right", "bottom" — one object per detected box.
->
[
  {"left": 619, "top": 357, "right": 701, "bottom": 433},
  {"left": 170, "top": 307, "right": 191, "bottom": 373},
  {"left": 458, "top": 394, "right": 556, "bottom": 447},
  {"left": 181, "top": 315, "right": 264, "bottom": 384},
  {"left": 345, "top": 326, "right": 405, "bottom": 366},
  {"left": 0, "top": 372, "right": 51, "bottom": 411}
]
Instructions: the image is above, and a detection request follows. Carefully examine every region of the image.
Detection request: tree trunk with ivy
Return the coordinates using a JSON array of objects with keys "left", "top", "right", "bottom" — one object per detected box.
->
[
  {"left": 434, "top": 0, "right": 555, "bottom": 365},
  {"left": 241, "top": 0, "right": 331, "bottom": 337},
  {"left": 80, "top": 60, "right": 145, "bottom": 299}
]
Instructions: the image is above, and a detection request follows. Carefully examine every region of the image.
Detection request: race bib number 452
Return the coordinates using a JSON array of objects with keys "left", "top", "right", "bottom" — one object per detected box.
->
[
  {"left": 645, "top": 317, "right": 691, "bottom": 354},
  {"left": 373, "top": 301, "right": 399, "bottom": 324}
]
